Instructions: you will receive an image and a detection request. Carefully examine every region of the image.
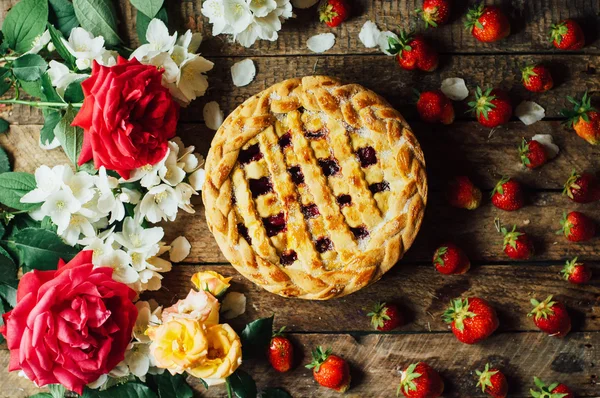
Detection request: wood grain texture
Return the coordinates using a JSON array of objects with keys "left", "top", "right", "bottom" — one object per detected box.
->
[{"left": 147, "top": 264, "right": 600, "bottom": 333}]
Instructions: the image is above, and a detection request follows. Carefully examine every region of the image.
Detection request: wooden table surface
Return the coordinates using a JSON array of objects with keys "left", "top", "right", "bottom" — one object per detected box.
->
[{"left": 1, "top": 1, "right": 600, "bottom": 397}]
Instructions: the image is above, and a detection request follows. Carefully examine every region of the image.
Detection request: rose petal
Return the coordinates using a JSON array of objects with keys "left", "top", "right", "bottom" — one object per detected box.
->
[
  {"left": 378, "top": 31, "right": 399, "bottom": 56},
  {"left": 291, "top": 0, "right": 318, "bottom": 8},
  {"left": 515, "top": 101, "right": 545, "bottom": 125},
  {"left": 307, "top": 33, "right": 335, "bottom": 53},
  {"left": 359, "top": 21, "right": 381, "bottom": 48},
  {"left": 169, "top": 236, "right": 191, "bottom": 263},
  {"left": 220, "top": 292, "right": 246, "bottom": 320},
  {"left": 203, "top": 101, "right": 224, "bottom": 131},
  {"left": 441, "top": 78, "right": 469, "bottom": 101},
  {"left": 231, "top": 59, "right": 256, "bottom": 87},
  {"left": 532, "top": 134, "right": 560, "bottom": 159}
]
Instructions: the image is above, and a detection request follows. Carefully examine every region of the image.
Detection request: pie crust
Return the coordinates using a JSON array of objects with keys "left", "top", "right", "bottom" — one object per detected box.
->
[{"left": 203, "top": 76, "right": 427, "bottom": 300}]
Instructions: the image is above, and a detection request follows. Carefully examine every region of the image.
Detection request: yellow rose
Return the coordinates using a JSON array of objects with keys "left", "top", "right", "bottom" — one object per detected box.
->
[
  {"left": 191, "top": 271, "right": 232, "bottom": 297},
  {"left": 146, "top": 318, "right": 208, "bottom": 374},
  {"left": 162, "top": 289, "right": 220, "bottom": 326},
  {"left": 187, "top": 323, "right": 242, "bottom": 385}
]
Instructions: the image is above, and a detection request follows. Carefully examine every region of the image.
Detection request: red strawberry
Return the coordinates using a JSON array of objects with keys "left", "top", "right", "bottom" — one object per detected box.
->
[
  {"left": 398, "top": 362, "right": 444, "bottom": 398},
  {"left": 368, "top": 302, "right": 404, "bottom": 331},
  {"left": 550, "top": 19, "right": 585, "bottom": 50},
  {"left": 306, "top": 347, "right": 350, "bottom": 392},
  {"left": 465, "top": 3, "right": 510, "bottom": 43},
  {"left": 447, "top": 176, "right": 482, "bottom": 210},
  {"left": 562, "top": 170, "right": 600, "bottom": 203},
  {"left": 433, "top": 243, "right": 470, "bottom": 275},
  {"left": 519, "top": 138, "right": 548, "bottom": 169},
  {"left": 557, "top": 211, "right": 596, "bottom": 242},
  {"left": 531, "top": 377, "right": 574, "bottom": 398},
  {"left": 475, "top": 363, "right": 508, "bottom": 398},
  {"left": 498, "top": 222, "right": 534, "bottom": 260},
  {"left": 416, "top": 90, "right": 454, "bottom": 124},
  {"left": 521, "top": 64, "right": 554, "bottom": 93},
  {"left": 443, "top": 297, "right": 499, "bottom": 344},
  {"left": 416, "top": 0, "right": 451, "bottom": 28},
  {"left": 561, "top": 257, "right": 592, "bottom": 285},
  {"left": 469, "top": 87, "right": 512, "bottom": 128},
  {"left": 388, "top": 32, "right": 439, "bottom": 72},
  {"left": 528, "top": 295, "right": 571, "bottom": 337},
  {"left": 318, "top": 0, "right": 350, "bottom": 28},
  {"left": 268, "top": 327, "right": 294, "bottom": 373},
  {"left": 491, "top": 177, "right": 524, "bottom": 211},
  {"left": 561, "top": 91, "right": 600, "bottom": 145}
]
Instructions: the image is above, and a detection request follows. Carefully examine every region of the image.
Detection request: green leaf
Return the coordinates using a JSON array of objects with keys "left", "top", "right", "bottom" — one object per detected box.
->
[
  {"left": 241, "top": 315, "right": 274, "bottom": 359},
  {"left": 228, "top": 370, "right": 257, "bottom": 398},
  {"left": 0, "top": 146, "right": 10, "bottom": 173},
  {"left": 40, "top": 73, "right": 63, "bottom": 103},
  {"left": 1, "top": 0, "right": 48, "bottom": 53},
  {"left": 136, "top": 7, "right": 168, "bottom": 44},
  {"left": 82, "top": 383, "right": 158, "bottom": 398},
  {"left": 0, "top": 67, "right": 13, "bottom": 96},
  {"left": 154, "top": 372, "right": 193, "bottom": 398},
  {"left": 12, "top": 54, "right": 48, "bottom": 82},
  {"left": 49, "top": 384, "right": 66, "bottom": 398},
  {"left": 28, "top": 394, "right": 53, "bottom": 398},
  {"left": 0, "top": 119, "right": 9, "bottom": 134},
  {"left": 260, "top": 388, "right": 292, "bottom": 398},
  {"left": 73, "top": 0, "right": 121, "bottom": 46},
  {"left": 0, "top": 172, "right": 39, "bottom": 211},
  {"left": 54, "top": 106, "right": 84, "bottom": 166},
  {"left": 8, "top": 214, "right": 42, "bottom": 237},
  {"left": 130, "top": 0, "right": 164, "bottom": 19},
  {"left": 78, "top": 160, "right": 97, "bottom": 175},
  {"left": 49, "top": 0, "right": 79, "bottom": 37},
  {"left": 0, "top": 282, "right": 17, "bottom": 308},
  {"left": 64, "top": 78, "right": 85, "bottom": 103},
  {"left": 5, "top": 227, "right": 79, "bottom": 272},
  {"left": 47, "top": 24, "right": 77, "bottom": 70},
  {"left": 19, "top": 79, "right": 43, "bottom": 98},
  {"left": 40, "top": 110, "right": 63, "bottom": 147},
  {"left": 0, "top": 297, "right": 5, "bottom": 343}
]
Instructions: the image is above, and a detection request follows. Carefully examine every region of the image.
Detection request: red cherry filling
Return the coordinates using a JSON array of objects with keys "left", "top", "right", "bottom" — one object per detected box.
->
[
  {"left": 318, "top": 158, "right": 341, "bottom": 177},
  {"left": 350, "top": 226, "right": 369, "bottom": 240},
  {"left": 288, "top": 166, "right": 305, "bottom": 185},
  {"left": 336, "top": 194, "right": 352, "bottom": 207},
  {"left": 249, "top": 176, "right": 274, "bottom": 198},
  {"left": 315, "top": 237, "right": 333, "bottom": 253},
  {"left": 280, "top": 250, "right": 298, "bottom": 266},
  {"left": 304, "top": 127, "right": 328, "bottom": 139},
  {"left": 237, "top": 223, "right": 251, "bottom": 243},
  {"left": 278, "top": 132, "right": 292, "bottom": 149},
  {"left": 263, "top": 212, "right": 287, "bottom": 237},
  {"left": 239, "top": 143, "right": 263, "bottom": 164},
  {"left": 369, "top": 181, "right": 390, "bottom": 194},
  {"left": 357, "top": 146, "right": 377, "bottom": 168},
  {"left": 301, "top": 203, "right": 320, "bottom": 219}
]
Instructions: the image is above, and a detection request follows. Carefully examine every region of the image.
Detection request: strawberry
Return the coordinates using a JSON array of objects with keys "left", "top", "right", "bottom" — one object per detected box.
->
[
  {"left": 491, "top": 177, "right": 524, "bottom": 211},
  {"left": 519, "top": 138, "right": 548, "bottom": 169},
  {"left": 521, "top": 64, "right": 554, "bottom": 93},
  {"left": 475, "top": 363, "right": 508, "bottom": 398},
  {"left": 561, "top": 257, "right": 592, "bottom": 285},
  {"left": 443, "top": 297, "right": 499, "bottom": 344},
  {"left": 268, "top": 327, "right": 294, "bottom": 373},
  {"left": 416, "top": 0, "right": 451, "bottom": 28},
  {"left": 562, "top": 170, "right": 600, "bottom": 203},
  {"left": 398, "top": 362, "right": 444, "bottom": 398},
  {"left": 528, "top": 295, "right": 571, "bottom": 337},
  {"left": 318, "top": 0, "right": 350, "bottom": 28},
  {"left": 498, "top": 222, "right": 534, "bottom": 260},
  {"left": 531, "top": 377, "right": 574, "bottom": 398},
  {"left": 557, "top": 211, "right": 596, "bottom": 242},
  {"left": 368, "top": 302, "right": 404, "bottom": 331},
  {"left": 306, "top": 347, "right": 351, "bottom": 392},
  {"left": 447, "top": 176, "right": 482, "bottom": 210},
  {"left": 388, "top": 32, "right": 439, "bottom": 72},
  {"left": 469, "top": 87, "right": 512, "bottom": 128},
  {"left": 550, "top": 19, "right": 585, "bottom": 50},
  {"left": 433, "top": 243, "right": 470, "bottom": 275},
  {"left": 561, "top": 91, "right": 600, "bottom": 145},
  {"left": 465, "top": 3, "right": 510, "bottom": 43},
  {"left": 416, "top": 90, "right": 454, "bottom": 124}
]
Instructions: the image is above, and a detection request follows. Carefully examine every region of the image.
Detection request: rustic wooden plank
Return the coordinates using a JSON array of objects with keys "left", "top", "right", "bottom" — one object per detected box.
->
[{"left": 148, "top": 264, "right": 600, "bottom": 333}]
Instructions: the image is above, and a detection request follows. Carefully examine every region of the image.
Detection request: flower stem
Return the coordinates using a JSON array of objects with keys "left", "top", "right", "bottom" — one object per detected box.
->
[
  {"left": 0, "top": 98, "right": 82, "bottom": 109},
  {"left": 226, "top": 379, "right": 233, "bottom": 398}
]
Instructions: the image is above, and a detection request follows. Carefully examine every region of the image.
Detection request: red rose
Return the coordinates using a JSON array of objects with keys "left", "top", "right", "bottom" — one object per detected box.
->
[
  {"left": 0, "top": 251, "right": 137, "bottom": 394},
  {"left": 73, "top": 57, "right": 179, "bottom": 178}
]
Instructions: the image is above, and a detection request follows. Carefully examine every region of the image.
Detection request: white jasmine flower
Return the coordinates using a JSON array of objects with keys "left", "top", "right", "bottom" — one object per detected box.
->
[
  {"left": 221, "top": 292, "right": 247, "bottom": 319},
  {"left": 124, "top": 343, "right": 153, "bottom": 379},
  {"left": 177, "top": 30, "right": 203, "bottom": 54},
  {"left": 181, "top": 152, "right": 201, "bottom": 173},
  {"left": 63, "top": 168, "right": 95, "bottom": 205},
  {"left": 134, "top": 301, "right": 163, "bottom": 343},
  {"left": 108, "top": 363, "right": 130, "bottom": 378},
  {"left": 130, "top": 19, "right": 177, "bottom": 61},
  {"left": 203, "top": 101, "right": 224, "bottom": 130},
  {"left": 96, "top": 249, "right": 139, "bottom": 284},
  {"left": 175, "top": 182, "right": 198, "bottom": 213},
  {"left": 378, "top": 31, "right": 399, "bottom": 56},
  {"left": 124, "top": 150, "right": 170, "bottom": 188},
  {"left": 146, "top": 52, "right": 180, "bottom": 84},
  {"left": 98, "top": 49, "right": 118, "bottom": 66},
  {"left": 87, "top": 375, "right": 107, "bottom": 389},
  {"left": 138, "top": 184, "right": 179, "bottom": 223},
  {"left": 231, "top": 58, "right": 256, "bottom": 87},
  {"left": 26, "top": 30, "right": 51, "bottom": 54},
  {"left": 307, "top": 33, "right": 335, "bottom": 53},
  {"left": 158, "top": 144, "right": 187, "bottom": 186},
  {"left": 189, "top": 168, "right": 206, "bottom": 191},
  {"left": 168, "top": 55, "right": 213, "bottom": 106},
  {"left": 63, "top": 27, "right": 106, "bottom": 70},
  {"left": 114, "top": 217, "right": 164, "bottom": 270},
  {"left": 47, "top": 60, "right": 89, "bottom": 97},
  {"left": 42, "top": 189, "right": 81, "bottom": 234},
  {"left": 201, "top": 0, "right": 229, "bottom": 36},
  {"left": 20, "top": 165, "right": 67, "bottom": 204},
  {"left": 169, "top": 236, "right": 191, "bottom": 262},
  {"left": 61, "top": 213, "right": 96, "bottom": 246},
  {"left": 95, "top": 167, "right": 141, "bottom": 224},
  {"left": 223, "top": 0, "right": 253, "bottom": 34},
  {"left": 82, "top": 228, "right": 117, "bottom": 265},
  {"left": 249, "top": 0, "right": 277, "bottom": 17}
]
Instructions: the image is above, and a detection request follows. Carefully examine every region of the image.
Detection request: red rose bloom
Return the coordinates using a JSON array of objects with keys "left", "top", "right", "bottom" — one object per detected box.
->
[
  {"left": 73, "top": 57, "right": 179, "bottom": 178},
  {"left": 0, "top": 251, "right": 137, "bottom": 394}
]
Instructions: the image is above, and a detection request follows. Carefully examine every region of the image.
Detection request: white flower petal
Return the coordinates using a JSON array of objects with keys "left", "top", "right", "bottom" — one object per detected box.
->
[
  {"left": 203, "top": 101, "right": 224, "bottom": 130},
  {"left": 441, "top": 78, "right": 469, "bottom": 101},
  {"left": 169, "top": 236, "right": 191, "bottom": 262},
  {"left": 189, "top": 168, "right": 206, "bottom": 191},
  {"left": 231, "top": 58, "right": 256, "bottom": 87},
  {"left": 359, "top": 21, "right": 381, "bottom": 48},
  {"left": 532, "top": 134, "right": 560, "bottom": 159},
  {"left": 220, "top": 292, "right": 246, "bottom": 319},
  {"left": 291, "top": 0, "right": 318, "bottom": 8},
  {"left": 307, "top": 33, "right": 335, "bottom": 53},
  {"left": 378, "top": 31, "right": 399, "bottom": 56},
  {"left": 515, "top": 101, "right": 545, "bottom": 126}
]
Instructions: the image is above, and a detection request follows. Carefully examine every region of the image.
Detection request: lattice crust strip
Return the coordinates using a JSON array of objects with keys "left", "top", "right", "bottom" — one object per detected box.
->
[{"left": 203, "top": 76, "right": 427, "bottom": 300}]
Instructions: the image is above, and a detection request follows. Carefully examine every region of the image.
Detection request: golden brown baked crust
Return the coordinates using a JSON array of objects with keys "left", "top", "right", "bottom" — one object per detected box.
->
[{"left": 203, "top": 76, "right": 427, "bottom": 300}]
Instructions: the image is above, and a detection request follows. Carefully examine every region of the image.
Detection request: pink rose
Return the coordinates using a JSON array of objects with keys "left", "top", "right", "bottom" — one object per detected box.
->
[{"left": 0, "top": 251, "right": 137, "bottom": 394}]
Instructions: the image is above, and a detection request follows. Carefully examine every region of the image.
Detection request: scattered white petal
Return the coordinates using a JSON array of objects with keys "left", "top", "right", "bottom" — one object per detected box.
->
[
  {"left": 220, "top": 292, "right": 246, "bottom": 319},
  {"left": 441, "top": 78, "right": 469, "bottom": 101},
  {"left": 378, "top": 31, "right": 399, "bottom": 56},
  {"left": 307, "top": 33, "right": 335, "bottom": 53},
  {"left": 515, "top": 101, "right": 545, "bottom": 126},
  {"left": 359, "top": 21, "right": 381, "bottom": 48},
  {"left": 203, "top": 101, "right": 224, "bottom": 131},
  {"left": 291, "top": 0, "right": 318, "bottom": 8},
  {"left": 169, "top": 236, "right": 191, "bottom": 263},
  {"left": 532, "top": 134, "right": 560, "bottom": 159},
  {"left": 231, "top": 59, "right": 256, "bottom": 87}
]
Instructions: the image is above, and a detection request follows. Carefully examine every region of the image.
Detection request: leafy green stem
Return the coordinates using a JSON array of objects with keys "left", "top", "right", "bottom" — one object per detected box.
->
[
  {"left": 226, "top": 379, "right": 233, "bottom": 398},
  {"left": 0, "top": 98, "right": 82, "bottom": 109}
]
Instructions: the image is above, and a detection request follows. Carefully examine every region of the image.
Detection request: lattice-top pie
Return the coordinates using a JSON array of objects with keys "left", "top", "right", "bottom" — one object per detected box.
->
[{"left": 203, "top": 76, "right": 427, "bottom": 300}]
